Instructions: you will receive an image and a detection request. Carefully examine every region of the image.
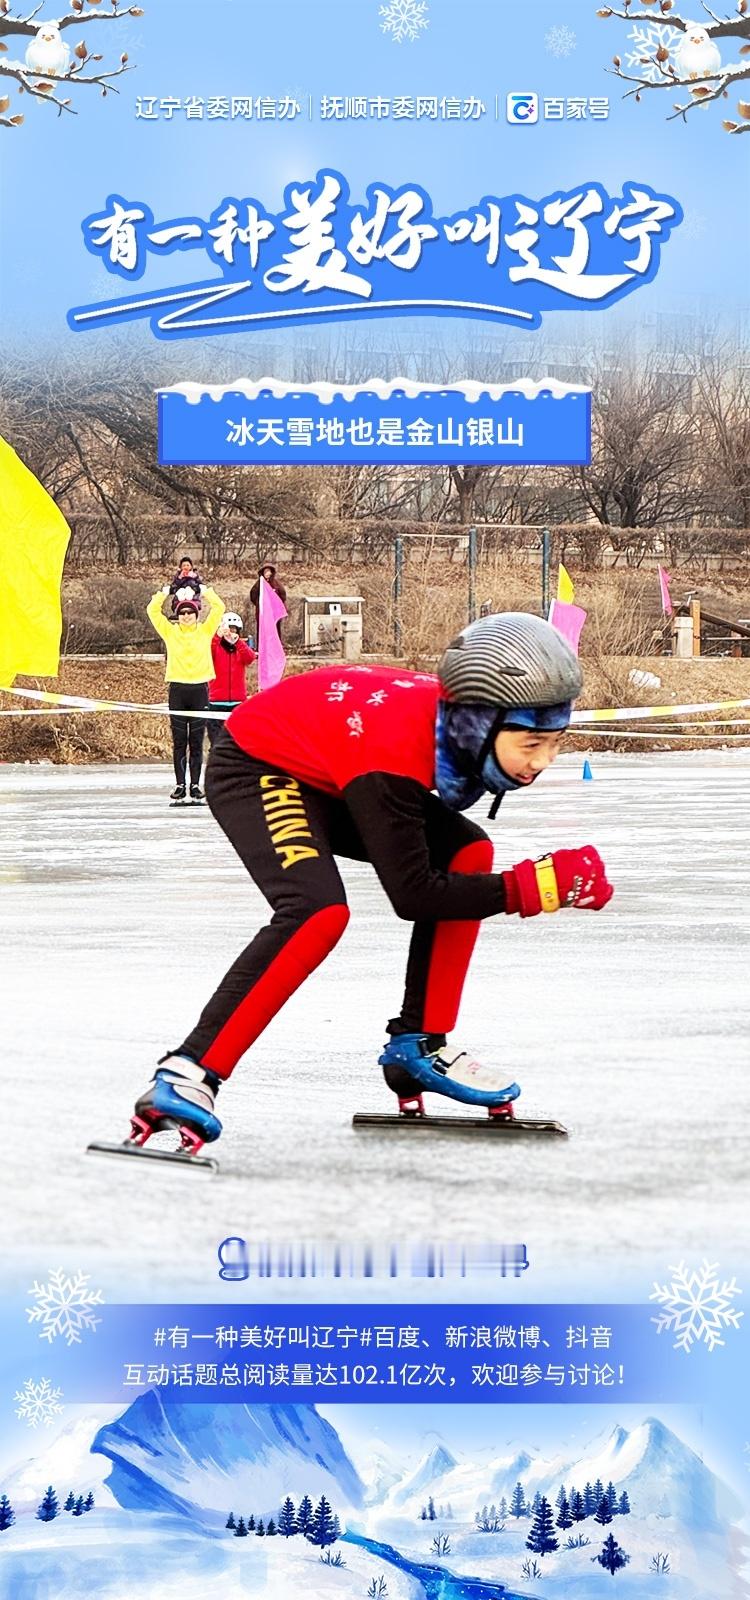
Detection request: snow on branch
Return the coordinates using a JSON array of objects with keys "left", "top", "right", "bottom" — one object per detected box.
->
[
  {"left": 0, "top": 0, "right": 141, "bottom": 127},
  {"left": 600, "top": 1, "right": 750, "bottom": 131},
  {"left": 0, "top": 2, "right": 143, "bottom": 41},
  {"left": 597, "top": 3, "right": 750, "bottom": 44}
]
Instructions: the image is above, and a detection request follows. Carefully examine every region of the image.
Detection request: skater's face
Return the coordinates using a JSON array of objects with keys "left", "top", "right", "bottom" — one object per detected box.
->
[{"left": 494, "top": 727, "right": 564, "bottom": 785}]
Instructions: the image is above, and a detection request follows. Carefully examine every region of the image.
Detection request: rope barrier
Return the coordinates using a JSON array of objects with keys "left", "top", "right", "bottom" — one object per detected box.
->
[{"left": 1, "top": 683, "right": 750, "bottom": 728}]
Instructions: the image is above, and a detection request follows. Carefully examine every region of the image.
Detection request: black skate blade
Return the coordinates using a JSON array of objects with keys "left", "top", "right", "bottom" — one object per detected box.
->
[
  {"left": 352, "top": 1112, "right": 567, "bottom": 1137},
  {"left": 86, "top": 1140, "right": 219, "bottom": 1172},
  {"left": 169, "top": 801, "right": 189, "bottom": 808}
]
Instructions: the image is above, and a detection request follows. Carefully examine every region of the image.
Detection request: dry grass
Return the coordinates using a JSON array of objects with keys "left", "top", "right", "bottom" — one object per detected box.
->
[
  {"left": 3, "top": 557, "right": 749, "bottom": 763},
  {"left": 3, "top": 656, "right": 750, "bottom": 765}
]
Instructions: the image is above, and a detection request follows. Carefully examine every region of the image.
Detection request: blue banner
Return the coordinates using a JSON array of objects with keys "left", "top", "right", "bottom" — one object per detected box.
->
[
  {"left": 37, "top": 1304, "right": 695, "bottom": 1406},
  {"left": 157, "top": 381, "right": 591, "bottom": 466},
  {"left": 68, "top": 170, "right": 682, "bottom": 340}
]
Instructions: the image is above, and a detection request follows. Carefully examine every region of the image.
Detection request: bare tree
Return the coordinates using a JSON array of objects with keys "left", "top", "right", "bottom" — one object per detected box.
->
[
  {"left": 598, "top": 2, "right": 750, "bottom": 133},
  {"left": 0, "top": 0, "right": 142, "bottom": 131},
  {"left": 567, "top": 347, "right": 699, "bottom": 554},
  {"left": 689, "top": 342, "right": 750, "bottom": 526}
]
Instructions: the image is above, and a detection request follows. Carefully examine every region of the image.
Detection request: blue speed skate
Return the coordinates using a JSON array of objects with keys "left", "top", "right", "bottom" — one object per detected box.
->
[
  {"left": 379, "top": 1034, "right": 521, "bottom": 1119},
  {"left": 131, "top": 1057, "right": 223, "bottom": 1155}
]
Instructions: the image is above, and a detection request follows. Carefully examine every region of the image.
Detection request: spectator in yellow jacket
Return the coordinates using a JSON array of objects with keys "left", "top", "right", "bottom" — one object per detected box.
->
[{"left": 147, "top": 583, "right": 224, "bottom": 804}]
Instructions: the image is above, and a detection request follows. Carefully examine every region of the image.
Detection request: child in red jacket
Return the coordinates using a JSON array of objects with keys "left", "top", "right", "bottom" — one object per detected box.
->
[
  {"left": 207, "top": 613, "right": 256, "bottom": 747},
  {"left": 130, "top": 613, "right": 613, "bottom": 1154}
]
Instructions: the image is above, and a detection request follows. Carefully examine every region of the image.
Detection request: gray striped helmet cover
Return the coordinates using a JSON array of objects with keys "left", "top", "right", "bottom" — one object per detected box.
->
[{"left": 438, "top": 612, "right": 583, "bottom": 708}]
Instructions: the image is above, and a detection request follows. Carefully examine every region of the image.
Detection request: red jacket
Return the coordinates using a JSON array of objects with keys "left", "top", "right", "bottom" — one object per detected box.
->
[
  {"left": 209, "top": 636, "right": 256, "bottom": 704},
  {"left": 226, "top": 665, "right": 439, "bottom": 793}
]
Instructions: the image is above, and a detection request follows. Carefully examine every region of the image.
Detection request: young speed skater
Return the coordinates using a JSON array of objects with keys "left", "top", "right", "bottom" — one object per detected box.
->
[
  {"left": 207, "top": 613, "right": 256, "bottom": 748},
  {"left": 130, "top": 613, "right": 613, "bottom": 1154},
  {"left": 146, "top": 581, "right": 224, "bottom": 803}
]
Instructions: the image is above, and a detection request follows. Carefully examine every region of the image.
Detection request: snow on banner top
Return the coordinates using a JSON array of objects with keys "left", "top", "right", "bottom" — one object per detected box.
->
[
  {"left": 67, "top": 170, "right": 682, "bottom": 341},
  {"left": 159, "top": 378, "right": 590, "bottom": 405}
]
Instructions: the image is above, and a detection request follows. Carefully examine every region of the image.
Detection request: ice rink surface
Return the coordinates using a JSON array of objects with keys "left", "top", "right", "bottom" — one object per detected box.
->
[{"left": 1, "top": 752, "right": 748, "bottom": 1289}]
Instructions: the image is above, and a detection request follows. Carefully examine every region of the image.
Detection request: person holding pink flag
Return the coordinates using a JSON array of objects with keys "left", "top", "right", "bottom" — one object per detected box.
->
[{"left": 257, "top": 572, "right": 288, "bottom": 691}]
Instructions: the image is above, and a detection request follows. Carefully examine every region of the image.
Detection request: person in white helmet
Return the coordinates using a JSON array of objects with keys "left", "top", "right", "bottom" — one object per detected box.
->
[
  {"left": 129, "top": 613, "right": 614, "bottom": 1155},
  {"left": 207, "top": 613, "right": 257, "bottom": 748}
]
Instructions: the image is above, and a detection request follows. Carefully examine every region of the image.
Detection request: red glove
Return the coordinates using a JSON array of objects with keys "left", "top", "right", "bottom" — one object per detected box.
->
[{"left": 502, "top": 845, "right": 614, "bottom": 918}]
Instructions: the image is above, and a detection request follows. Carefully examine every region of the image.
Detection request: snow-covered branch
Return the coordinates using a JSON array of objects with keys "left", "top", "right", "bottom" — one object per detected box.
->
[
  {"left": 0, "top": 1, "right": 141, "bottom": 128},
  {"left": 0, "top": 51, "right": 132, "bottom": 117},
  {"left": 604, "top": 4, "right": 750, "bottom": 131},
  {"left": 597, "top": 5, "right": 750, "bottom": 43},
  {"left": 0, "top": 3, "right": 143, "bottom": 41}
]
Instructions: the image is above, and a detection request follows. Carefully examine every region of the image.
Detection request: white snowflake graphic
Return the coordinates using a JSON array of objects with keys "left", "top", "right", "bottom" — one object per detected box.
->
[
  {"left": 379, "top": 0, "right": 429, "bottom": 44},
  {"left": 625, "top": 21, "right": 681, "bottom": 84},
  {"left": 650, "top": 1261, "right": 743, "bottom": 1353},
  {"left": 27, "top": 1269, "right": 104, "bottom": 1347},
  {"left": 545, "top": 24, "right": 577, "bottom": 58},
  {"left": 14, "top": 1378, "right": 64, "bottom": 1429}
]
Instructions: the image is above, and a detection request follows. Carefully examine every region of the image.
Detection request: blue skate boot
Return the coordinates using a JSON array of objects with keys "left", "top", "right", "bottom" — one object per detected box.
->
[
  {"left": 379, "top": 1033, "right": 521, "bottom": 1119},
  {"left": 132, "top": 1056, "right": 222, "bottom": 1155}
]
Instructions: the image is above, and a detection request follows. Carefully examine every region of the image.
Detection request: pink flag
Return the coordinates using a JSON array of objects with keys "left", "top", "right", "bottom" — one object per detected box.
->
[
  {"left": 258, "top": 575, "right": 288, "bottom": 691},
  {"left": 657, "top": 564, "right": 673, "bottom": 616},
  {"left": 548, "top": 599, "right": 587, "bottom": 656}
]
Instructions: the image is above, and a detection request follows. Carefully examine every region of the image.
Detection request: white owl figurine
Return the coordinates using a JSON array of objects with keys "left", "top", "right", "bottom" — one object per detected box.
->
[
  {"left": 674, "top": 25, "right": 722, "bottom": 80},
  {"left": 24, "top": 22, "right": 71, "bottom": 78}
]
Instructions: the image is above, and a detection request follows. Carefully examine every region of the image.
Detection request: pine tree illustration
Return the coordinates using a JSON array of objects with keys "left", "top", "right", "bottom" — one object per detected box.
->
[
  {"left": 597, "top": 1532, "right": 630, "bottom": 1574},
  {"left": 64, "top": 1491, "right": 75, "bottom": 1512},
  {"left": 84, "top": 1491, "right": 94, "bottom": 1512},
  {"left": 618, "top": 1490, "right": 631, "bottom": 1516},
  {"left": 555, "top": 1484, "right": 568, "bottom": 1509},
  {"left": 526, "top": 1497, "right": 559, "bottom": 1555},
  {"left": 606, "top": 1481, "right": 618, "bottom": 1516},
  {"left": 279, "top": 1496, "right": 297, "bottom": 1536},
  {"left": 510, "top": 1481, "right": 527, "bottom": 1518},
  {"left": 234, "top": 1516, "right": 248, "bottom": 1537},
  {"left": 0, "top": 1494, "right": 15, "bottom": 1531},
  {"left": 256, "top": 1517, "right": 265, "bottom": 1536},
  {"left": 583, "top": 1481, "right": 597, "bottom": 1515},
  {"left": 266, "top": 1516, "right": 277, "bottom": 1536},
  {"left": 310, "top": 1495, "right": 337, "bottom": 1548},
  {"left": 297, "top": 1494, "right": 313, "bottom": 1535},
  {"left": 226, "top": 1511, "right": 236, "bottom": 1530},
  {"left": 571, "top": 1489, "right": 586, "bottom": 1522},
  {"left": 556, "top": 1495, "right": 573, "bottom": 1530},
  {"left": 37, "top": 1486, "right": 59, "bottom": 1522},
  {"left": 595, "top": 1493, "right": 614, "bottom": 1526},
  {"left": 72, "top": 1496, "right": 85, "bottom": 1517},
  {"left": 248, "top": 1513, "right": 255, "bottom": 1531},
  {"left": 428, "top": 1495, "right": 436, "bottom": 1520}
]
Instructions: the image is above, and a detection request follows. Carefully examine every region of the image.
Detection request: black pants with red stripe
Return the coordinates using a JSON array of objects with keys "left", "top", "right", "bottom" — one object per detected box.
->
[{"left": 178, "top": 732, "right": 492, "bottom": 1079}]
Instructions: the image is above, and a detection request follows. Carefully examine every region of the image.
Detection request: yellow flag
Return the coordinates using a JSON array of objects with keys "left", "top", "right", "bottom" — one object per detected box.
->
[
  {"left": 557, "top": 563, "right": 575, "bottom": 604},
  {"left": 0, "top": 435, "right": 71, "bottom": 687}
]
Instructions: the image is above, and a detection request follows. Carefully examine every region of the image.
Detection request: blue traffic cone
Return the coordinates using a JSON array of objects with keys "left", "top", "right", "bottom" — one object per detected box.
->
[{"left": 582, "top": 759, "right": 593, "bottom": 781}]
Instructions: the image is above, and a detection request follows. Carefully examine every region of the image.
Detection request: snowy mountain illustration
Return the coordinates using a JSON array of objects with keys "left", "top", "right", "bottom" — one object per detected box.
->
[
  {"left": 373, "top": 1417, "right": 741, "bottom": 1532},
  {"left": 0, "top": 1409, "right": 745, "bottom": 1599},
  {"left": 389, "top": 1442, "right": 458, "bottom": 1506},
  {"left": 91, "top": 1395, "right": 365, "bottom": 1520}
]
